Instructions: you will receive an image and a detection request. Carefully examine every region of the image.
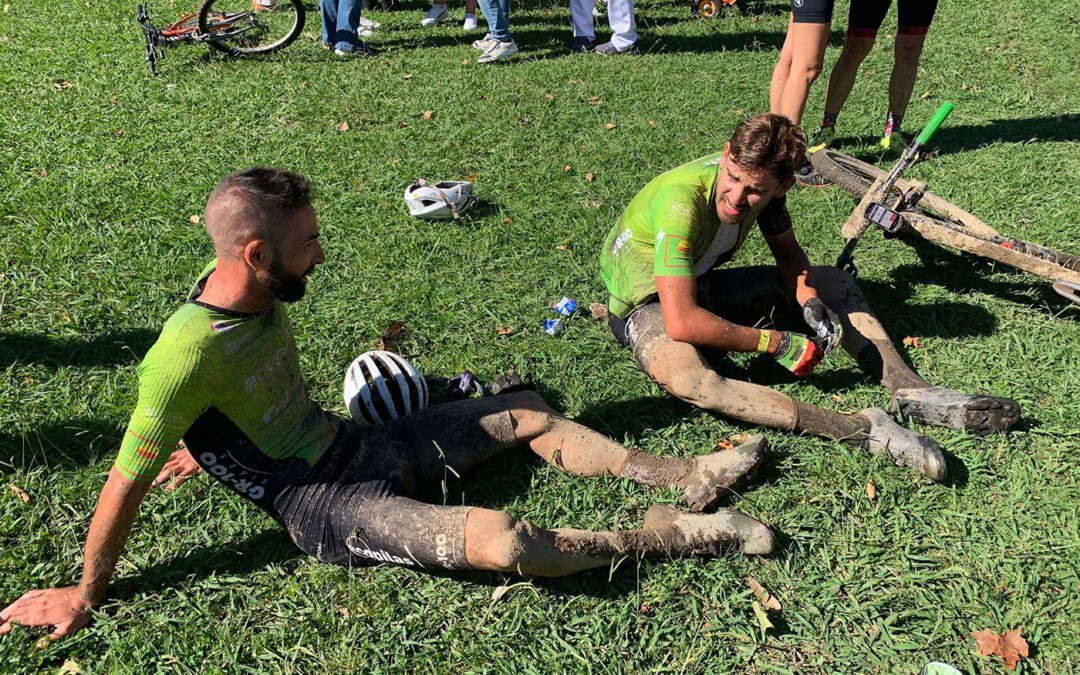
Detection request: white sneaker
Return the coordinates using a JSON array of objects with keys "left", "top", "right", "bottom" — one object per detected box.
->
[
  {"left": 358, "top": 27, "right": 374, "bottom": 37},
  {"left": 420, "top": 4, "right": 449, "bottom": 26},
  {"left": 462, "top": 13, "right": 478, "bottom": 30},
  {"left": 471, "top": 32, "right": 496, "bottom": 49},
  {"left": 359, "top": 16, "right": 380, "bottom": 28},
  {"left": 476, "top": 38, "right": 517, "bottom": 63}
]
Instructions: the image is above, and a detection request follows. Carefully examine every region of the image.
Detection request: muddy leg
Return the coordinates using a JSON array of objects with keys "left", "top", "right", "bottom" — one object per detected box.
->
[
  {"left": 504, "top": 390, "right": 763, "bottom": 511},
  {"left": 811, "top": 266, "right": 1019, "bottom": 434},
  {"left": 463, "top": 505, "right": 774, "bottom": 575},
  {"left": 809, "top": 265, "right": 930, "bottom": 392}
]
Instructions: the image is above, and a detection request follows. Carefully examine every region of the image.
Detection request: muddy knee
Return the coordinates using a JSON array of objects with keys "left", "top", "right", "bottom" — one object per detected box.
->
[{"left": 465, "top": 510, "right": 539, "bottom": 571}]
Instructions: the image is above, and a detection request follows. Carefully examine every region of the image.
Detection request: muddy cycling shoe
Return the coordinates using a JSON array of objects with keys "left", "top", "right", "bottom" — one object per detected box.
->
[
  {"left": 680, "top": 434, "right": 767, "bottom": 513},
  {"left": 890, "top": 387, "right": 1020, "bottom": 435},
  {"left": 642, "top": 504, "right": 775, "bottom": 556},
  {"left": 861, "top": 407, "right": 946, "bottom": 481}
]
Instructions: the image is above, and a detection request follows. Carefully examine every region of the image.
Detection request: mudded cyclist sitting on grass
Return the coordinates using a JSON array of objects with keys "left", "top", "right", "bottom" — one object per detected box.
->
[
  {"left": 0, "top": 167, "right": 778, "bottom": 647},
  {"left": 599, "top": 112, "right": 1020, "bottom": 483}
]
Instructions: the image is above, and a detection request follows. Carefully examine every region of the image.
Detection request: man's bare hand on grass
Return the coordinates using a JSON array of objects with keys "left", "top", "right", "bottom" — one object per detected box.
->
[
  {"left": 150, "top": 444, "right": 203, "bottom": 492},
  {"left": 0, "top": 586, "right": 93, "bottom": 647}
]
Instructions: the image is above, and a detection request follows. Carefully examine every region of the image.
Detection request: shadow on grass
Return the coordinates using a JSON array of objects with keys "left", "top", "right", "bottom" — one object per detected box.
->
[
  {"left": 0, "top": 418, "right": 124, "bottom": 471},
  {"left": 861, "top": 235, "right": 1080, "bottom": 322},
  {"left": 933, "top": 114, "right": 1080, "bottom": 156},
  {"left": 0, "top": 329, "right": 156, "bottom": 369},
  {"left": 108, "top": 529, "right": 303, "bottom": 599}
]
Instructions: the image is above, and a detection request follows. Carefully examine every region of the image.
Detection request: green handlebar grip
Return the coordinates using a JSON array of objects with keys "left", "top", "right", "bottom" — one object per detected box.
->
[{"left": 915, "top": 101, "right": 955, "bottom": 146}]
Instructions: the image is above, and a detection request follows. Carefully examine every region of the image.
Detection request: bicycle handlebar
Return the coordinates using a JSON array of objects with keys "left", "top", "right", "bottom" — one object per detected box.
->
[{"left": 915, "top": 101, "right": 954, "bottom": 147}]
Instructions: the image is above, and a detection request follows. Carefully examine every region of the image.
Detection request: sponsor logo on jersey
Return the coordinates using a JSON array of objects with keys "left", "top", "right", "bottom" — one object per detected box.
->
[
  {"left": 661, "top": 235, "right": 693, "bottom": 268},
  {"left": 677, "top": 240, "right": 691, "bottom": 254},
  {"left": 211, "top": 320, "right": 238, "bottom": 333},
  {"left": 611, "top": 227, "right": 633, "bottom": 256}
]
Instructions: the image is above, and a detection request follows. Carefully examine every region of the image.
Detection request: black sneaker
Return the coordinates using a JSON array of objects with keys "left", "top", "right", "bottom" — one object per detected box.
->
[{"left": 572, "top": 36, "right": 594, "bottom": 54}]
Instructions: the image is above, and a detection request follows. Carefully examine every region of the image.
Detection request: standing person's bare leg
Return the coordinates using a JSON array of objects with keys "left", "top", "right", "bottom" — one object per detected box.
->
[
  {"left": 887, "top": 34, "right": 927, "bottom": 122},
  {"left": 770, "top": 20, "right": 831, "bottom": 124},
  {"left": 462, "top": 503, "right": 774, "bottom": 576},
  {"left": 821, "top": 36, "right": 874, "bottom": 117}
]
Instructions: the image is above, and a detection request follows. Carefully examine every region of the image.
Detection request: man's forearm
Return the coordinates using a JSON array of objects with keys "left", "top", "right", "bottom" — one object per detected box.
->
[
  {"left": 77, "top": 469, "right": 152, "bottom": 604},
  {"left": 667, "top": 306, "right": 782, "bottom": 354}
]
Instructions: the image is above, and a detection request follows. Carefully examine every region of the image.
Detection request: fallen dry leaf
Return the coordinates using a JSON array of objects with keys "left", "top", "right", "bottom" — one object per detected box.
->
[
  {"left": 35, "top": 169, "right": 47, "bottom": 177},
  {"left": 3, "top": 5, "right": 9, "bottom": 12},
  {"left": 972, "top": 628, "right": 1029, "bottom": 670},
  {"left": 59, "top": 659, "right": 84, "bottom": 674},
  {"left": 377, "top": 321, "right": 407, "bottom": 352},
  {"left": 461, "top": 59, "right": 469, "bottom": 65},
  {"left": 830, "top": 394, "right": 844, "bottom": 403},
  {"left": 339, "top": 120, "right": 349, "bottom": 132},
  {"left": 604, "top": 123, "right": 616, "bottom": 130},
  {"left": 335, "top": 606, "right": 350, "bottom": 617},
  {"left": 648, "top": 120, "right": 655, "bottom": 125},
  {"left": 404, "top": 73, "right": 413, "bottom": 79},
  {"left": 61, "top": 312, "right": 72, "bottom": 324},
  {"left": 730, "top": 108, "right": 742, "bottom": 114},
  {"left": 569, "top": 78, "right": 582, "bottom": 84},
  {"left": 422, "top": 110, "right": 433, "bottom": 120},
  {"left": 115, "top": 129, "right": 126, "bottom": 136},
  {"left": 588, "top": 302, "right": 608, "bottom": 320},
  {"left": 497, "top": 327, "right": 514, "bottom": 336},
  {"left": 584, "top": 173, "right": 595, "bottom": 182},
  {"left": 543, "top": 93, "right": 554, "bottom": 100},
  {"left": 314, "top": 148, "right": 322, "bottom": 152},
  {"left": 503, "top": 218, "right": 513, "bottom": 224},
  {"left": 586, "top": 96, "right": 601, "bottom": 104},
  {"left": 902, "top": 336, "right": 924, "bottom": 348},
  {"left": 866, "top": 478, "right": 877, "bottom": 500},
  {"left": 9, "top": 484, "right": 30, "bottom": 503},
  {"left": 189, "top": 214, "right": 201, "bottom": 224},
  {"left": 563, "top": 165, "right": 572, "bottom": 172},
  {"left": 748, "top": 577, "right": 782, "bottom": 611},
  {"left": 751, "top": 601, "right": 774, "bottom": 634},
  {"left": 712, "top": 439, "right": 734, "bottom": 451},
  {"left": 300, "top": 81, "right": 307, "bottom": 88},
  {"left": 52, "top": 79, "right": 73, "bottom": 90},
  {"left": 920, "top": 91, "right": 932, "bottom": 99}
]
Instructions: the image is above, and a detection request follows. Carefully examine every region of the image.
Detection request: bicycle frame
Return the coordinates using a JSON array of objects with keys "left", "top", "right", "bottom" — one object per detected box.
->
[{"left": 137, "top": 3, "right": 261, "bottom": 75}]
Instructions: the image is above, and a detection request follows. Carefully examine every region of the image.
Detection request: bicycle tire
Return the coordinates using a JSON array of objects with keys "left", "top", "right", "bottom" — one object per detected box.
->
[
  {"left": 809, "top": 150, "right": 998, "bottom": 238},
  {"left": 197, "top": 0, "right": 304, "bottom": 56},
  {"left": 904, "top": 210, "right": 1080, "bottom": 285}
]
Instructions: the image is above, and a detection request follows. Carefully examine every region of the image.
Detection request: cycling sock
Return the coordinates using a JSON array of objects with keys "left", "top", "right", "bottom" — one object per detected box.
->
[
  {"left": 820, "top": 112, "right": 838, "bottom": 129},
  {"left": 884, "top": 112, "right": 903, "bottom": 136}
]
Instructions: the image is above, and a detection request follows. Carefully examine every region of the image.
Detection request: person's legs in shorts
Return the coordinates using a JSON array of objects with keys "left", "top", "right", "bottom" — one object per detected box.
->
[
  {"left": 323, "top": 397, "right": 779, "bottom": 574},
  {"left": 811, "top": 0, "right": 890, "bottom": 142},
  {"left": 770, "top": 0, "right": 834, "bottom": 124}
]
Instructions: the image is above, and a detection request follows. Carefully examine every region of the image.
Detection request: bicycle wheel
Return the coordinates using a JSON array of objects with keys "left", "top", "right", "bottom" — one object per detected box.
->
[
  {"left": 809, "top": 150, "right": 998, "bottom": 238},
  {"left": 197, "top": 0, "right": 305, "bottom": 56}
]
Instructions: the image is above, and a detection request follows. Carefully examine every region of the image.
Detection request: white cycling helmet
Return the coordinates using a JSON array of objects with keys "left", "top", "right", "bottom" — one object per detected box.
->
[
  {"left": 404, "top": 179, "right": 478, "bottom": 220},
  {"left": 343, "top": 350, "right": 430, "bottom": 426}
]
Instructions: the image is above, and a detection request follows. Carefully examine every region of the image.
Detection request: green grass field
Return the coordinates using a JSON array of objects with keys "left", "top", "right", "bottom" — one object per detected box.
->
[{"left": 2, "top": 0, "right": 1079, "bottom": 671}]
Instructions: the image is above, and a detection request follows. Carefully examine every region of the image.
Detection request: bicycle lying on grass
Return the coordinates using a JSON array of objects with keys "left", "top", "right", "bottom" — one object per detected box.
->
[
  {"left": 137, "top": 0, "right": 305, "bottom": 76},
  {"left": 808, "top": 102, "right": 1080, "bottom": 308}
]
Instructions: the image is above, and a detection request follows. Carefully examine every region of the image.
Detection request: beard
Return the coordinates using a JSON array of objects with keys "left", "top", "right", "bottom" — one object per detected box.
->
[{"left": 264, "top": 257, "right": 313, "bottom": 303}]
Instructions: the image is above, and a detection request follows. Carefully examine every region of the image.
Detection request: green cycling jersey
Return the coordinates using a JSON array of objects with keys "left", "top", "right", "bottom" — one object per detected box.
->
[
  {"left": 114, "top": 262, "right": 336, "bottom": 485},
  {"left": 600, "top": 151, "right": 792, "bottom": 319}
]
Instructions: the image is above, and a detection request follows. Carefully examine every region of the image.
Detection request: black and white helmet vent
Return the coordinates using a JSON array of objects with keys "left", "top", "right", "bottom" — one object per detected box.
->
[{"left": 343, "top": 350, "right": 429, "bottom": 426}]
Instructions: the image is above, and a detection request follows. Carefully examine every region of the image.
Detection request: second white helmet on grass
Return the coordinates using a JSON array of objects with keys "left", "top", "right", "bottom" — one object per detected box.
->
[
  {"left": 404, "top": 180, "right": 478, "bottom": 220},
  {"left": 343, "top": 350, "right": 429, "bottom": 425}
]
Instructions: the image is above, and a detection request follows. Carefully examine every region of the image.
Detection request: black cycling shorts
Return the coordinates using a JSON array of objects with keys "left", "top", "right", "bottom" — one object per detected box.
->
[
  {"left": 184, "top": 397, "right": 520, "bottom": 572},
  {"left": 791, "top": 0, "right": 834, "bottom": 25},
  {"left": 848, "top": 0, "right": 939, "bottom": 38}
]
